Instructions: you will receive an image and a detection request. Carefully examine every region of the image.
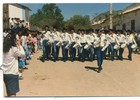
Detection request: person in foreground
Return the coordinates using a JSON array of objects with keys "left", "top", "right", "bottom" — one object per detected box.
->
[{"left": 1, "top": 30, "right": 25, "bottom": 97}]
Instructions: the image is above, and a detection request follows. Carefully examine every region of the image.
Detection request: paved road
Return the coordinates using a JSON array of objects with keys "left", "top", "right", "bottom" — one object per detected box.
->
[{"left": 4, "top": 49, "right": 140, "bottom": 96}]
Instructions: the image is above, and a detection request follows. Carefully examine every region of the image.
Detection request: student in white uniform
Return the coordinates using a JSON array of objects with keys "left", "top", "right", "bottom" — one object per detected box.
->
[
  {"left": 69, "top": 28, "right": 79, "bottom": 61},
  {"left": 41, "top": 25, "right": 51, "bottom": 62},
  {"left": 94, "top": 30, "right": 106, "bottom": 73},
  {"left": 86, "top": 29, "right": 95, "bottom": 61},
  {"left": 117, "top": 30, "right": 127, "bottom": 60},
  {"left": 78, "top": 29, "right": 88, "bottom": 62},
  {"left": 51, "top": 27, "right": 61, "bottom": 61},
  {"left": 106, "top": 29, "right": 119, "bottom": 61},
  {"left": 126, "top": 30, "right": 137, "bottom": 60},
  {"left": 60, "top": 28, "right": 71, "bottom": 62}
]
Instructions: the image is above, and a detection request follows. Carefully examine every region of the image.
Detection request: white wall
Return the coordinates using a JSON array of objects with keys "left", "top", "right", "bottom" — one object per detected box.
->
[
  {"left": 9, "top": 4, "right": 23, "bottom": 20},
  {"left": 92, "top": 9, "right": 140, "bottom": 32}
]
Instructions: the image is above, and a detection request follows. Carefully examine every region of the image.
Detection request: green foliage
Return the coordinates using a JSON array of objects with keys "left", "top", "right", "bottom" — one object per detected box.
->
[
  {"left": 30, "top": 4, "right": 64, "bottom": 30},
  {"left": 65, "top": 15, "right": 92, "bottom": 32}
]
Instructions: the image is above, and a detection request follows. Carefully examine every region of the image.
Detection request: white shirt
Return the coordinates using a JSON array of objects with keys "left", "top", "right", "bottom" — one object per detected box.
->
[
  {"left": 21, "top": 36, "right": 27, "bottom": 48},
  {"left": 86, "top": 34, "right": 95, "bottom": 44},
  {"left": 79, "top": 34, "right": 87, "bottom": 43},
  {"left": 70, "top": 33, "right": 80, "bottom": 43},
  {"left": 117, "top": 34, "right": 126, "bottom": 43},
  {"left": 94, "top": 33, "right": 106, "bottom": 48},
  {"left": 106, "top": 33, "right": 119, "bottom": 44},
  {"left": 43, "top": 31, "right": 51, "bottom": 40},
  {"left": 1, "top": 46, "right": 25, "bottom": 75},
  {"left": 126, "top": 34, "right": 135, "bottom": 44},
  {"left": 51, "top": 31, "right": 60, "bottom": 41},
  {"left": 60, "top": 32, "right": 71, "bottom": 42},
  {"left": 100, "top": 33, "right": 106, "bottom": 47}
]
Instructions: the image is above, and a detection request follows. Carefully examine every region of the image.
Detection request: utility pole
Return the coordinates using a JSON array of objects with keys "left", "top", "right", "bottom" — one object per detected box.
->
[{"left": 110, "top": 3, "right": 113, "bottom": 29}]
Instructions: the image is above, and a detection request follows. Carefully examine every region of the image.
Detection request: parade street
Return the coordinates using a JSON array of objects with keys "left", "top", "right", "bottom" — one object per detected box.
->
[{"left": 4, "top": 49, "right": 140, "bottom": 96}]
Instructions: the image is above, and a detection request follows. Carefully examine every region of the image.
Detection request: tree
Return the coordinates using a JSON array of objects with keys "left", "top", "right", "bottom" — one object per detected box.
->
[
  {"left": 65, "top": 15, "right": 92, "bottom": 32},
  {"left": 30, "top": 4, "right": 64, "bottom": 30}
]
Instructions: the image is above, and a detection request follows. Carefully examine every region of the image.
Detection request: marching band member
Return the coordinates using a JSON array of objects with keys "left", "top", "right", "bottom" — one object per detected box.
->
[
  {"left": 126, "top": 30, "right": 137, "bottom": 61},
  {"left": 117, "top": 30, "right": 127, "bottom": 60},
  {"left": 85, "top": 29, "right": 96, "bottom": 61},
  {"left": 106, "top": 29, "right": 119, "bottom": 61},
  {"left": 41, "top": 25, "right": 51, "bottom": 62},
  {"left": 60, "top": 28, "right": 71, "bottom": 62},
  {"left": 94, "top": 30, "right": 106, "bottom": 73},
  {"left": 51, "top": 27, "right": 61, "bottom": 61},
  {"left": 69, "top": 28, "right": 79, "bottom": 62},
  {"left": 78, "top": 29, "right": 88, "bottom": 62}
]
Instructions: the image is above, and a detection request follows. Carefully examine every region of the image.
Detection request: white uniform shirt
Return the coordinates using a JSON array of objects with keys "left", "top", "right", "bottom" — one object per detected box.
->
[
  {"left": 1, "top": 46, "right": 25, "bottom": 75},
  {"left": 86, "top": 34, "right": 95, "bottom": 45},
  {"left": 79, "top": 34, "right": 87, "bottom": 43},
  {"left": 126, "top": 34, "right": 135, "bottom": 44},
  {"left": 70, "top": 33, "right": 80, "bottom": 43},
  {"left": 51, "top": 31, "right": 60, "bottom": 41},
  {"left": 60, "top": 32, "right": 71, "bottom": 42},
  {"left": 100, "top": 33, "right": 106, "bottom": 47},
  {"left": 106, "top": 33, "right": 119, "bottom": 44},
  {"left": 43, "top": 31, "right": 51, "bottom": 40},
  {"left": 117, "top": 34, "right": 126, "bottom": 43}
]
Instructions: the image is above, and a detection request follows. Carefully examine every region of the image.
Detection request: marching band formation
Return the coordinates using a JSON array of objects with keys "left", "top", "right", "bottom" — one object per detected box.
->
[{"left": 40, "top": 25, "right": 138, "bottom": 73}]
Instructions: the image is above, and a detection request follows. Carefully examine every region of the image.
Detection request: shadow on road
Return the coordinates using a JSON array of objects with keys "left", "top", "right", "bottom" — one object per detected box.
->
[{"left": 85, "top": 66, "right": 99, "bottom": 73}]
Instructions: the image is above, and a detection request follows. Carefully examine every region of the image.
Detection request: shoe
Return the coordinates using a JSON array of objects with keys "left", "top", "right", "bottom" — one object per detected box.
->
[
  {"left": 97, "top": 69, "right": 101, "bottom": 73},
  {"left": 19, "top": 76, "right": 23, "bottom": 80},
  {"left": 25, "top": 62, "right": 29, "bottom": 65},
  {"left": 23, "top": 67, "right": 28, "bottom": 70},
  {"left": 111, "top": 57, "right": 114, "bottom": 61},
  {"left": 97, "top": 66, "right": 102, "bottom": 73}
]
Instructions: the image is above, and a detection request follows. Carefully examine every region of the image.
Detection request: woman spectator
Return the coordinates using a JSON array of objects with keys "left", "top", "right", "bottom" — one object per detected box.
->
[{"left": 1, "top": 30, "right": 25, "bottom": 97}]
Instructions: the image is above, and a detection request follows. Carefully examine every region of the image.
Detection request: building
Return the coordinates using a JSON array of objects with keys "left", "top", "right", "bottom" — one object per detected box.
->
[
  {"left": 3, "top": 3, "right": 31, "bottom": 29},
  {"left": 91, "top": 3, "right": 140, "bottom": 32}
]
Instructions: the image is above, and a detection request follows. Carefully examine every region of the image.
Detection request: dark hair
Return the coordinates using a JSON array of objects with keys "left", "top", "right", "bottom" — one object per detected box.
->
[{"left": 3, "top": 30, "right": 17, "bottom": 53}]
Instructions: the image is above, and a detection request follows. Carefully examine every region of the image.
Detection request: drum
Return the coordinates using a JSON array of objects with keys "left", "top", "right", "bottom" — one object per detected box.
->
[
  {"left": 114, "top": 44, "right": 120, "bottom": 50},
  {"left": 84, "top": 44, "right": 90, "bottom": 50}
]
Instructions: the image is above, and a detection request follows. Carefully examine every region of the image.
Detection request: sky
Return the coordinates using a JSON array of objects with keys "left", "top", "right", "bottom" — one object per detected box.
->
[{"left": 23, "top": 3, "right": 132, "bottom": 20}]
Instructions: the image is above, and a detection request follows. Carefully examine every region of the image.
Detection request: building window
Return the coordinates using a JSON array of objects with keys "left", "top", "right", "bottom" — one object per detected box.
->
[
  {"left": 131, "top": 20, "right": 135, "bottom": 31},
  {"left": 135, "top": 11, "right": 137, "bottom": 16},
  {"left": 122, "top": 24, "right": 126, "bottom": 30},
  {"left": 113, "top": 26, "right": 116, "bottom": 30}
]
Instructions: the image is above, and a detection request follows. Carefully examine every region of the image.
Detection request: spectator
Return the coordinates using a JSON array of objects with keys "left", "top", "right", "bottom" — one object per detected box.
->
[{"left": 1, "top": 30, "right": 25, "bottom": 97}]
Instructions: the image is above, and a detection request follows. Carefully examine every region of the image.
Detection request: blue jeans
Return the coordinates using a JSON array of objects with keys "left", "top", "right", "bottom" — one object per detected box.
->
[
  {"left": 89, "top": 45, "right": 94, "bottom": 61},
  {"left": 52, "top": 41, "right": 60, "bottom": 60},
  {"left": 119, "top": 48, "right": 124, "bottom": 60},
  {"left": 127, "top": 43, "right": 132, "bottom": 60},
  {"left": 42, "top": 40, "right": 48, "bottom": 59},
  {"left": 78, "top": 45, "right": 86, "bottom": 61},
  {"left": 108, "top": 43, "right": 115, "bottom": 60},
  {"left": 69, "top": 42, "right": 76, "bottom": 60},
  {"left": 62, "top": 42, "right": 68, "bottom": 60},
  {"left": 96, "top": 47, "right": 104, "bottom": 68}
]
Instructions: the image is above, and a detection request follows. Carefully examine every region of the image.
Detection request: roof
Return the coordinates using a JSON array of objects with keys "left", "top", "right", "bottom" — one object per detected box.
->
[
  {"left": 93, "top": 10, "right": 122, "bottom": 20},
  {"left": 92, "top": 3, "right": 140, "bottom": 22},
  {"left": 9, "top": 3, "right": 31, "bottom": 11},
  {"left": 122, "top": 3, "right": 140, "bottom": 14}
]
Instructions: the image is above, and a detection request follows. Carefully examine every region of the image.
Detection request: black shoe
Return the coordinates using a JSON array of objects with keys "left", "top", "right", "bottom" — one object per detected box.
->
[
  {"left": 97, "top": 69, "right": 101, "bottom": 73},
  {"left": 40, "top": 58, "right": 45, "bottom": 62},
  {"left": 111, "top": 57, "right": 114, "bottom": 61},
  {"left": 97, "top": 66, "right": 102, "bottom": 73},
  {"left": 25, "top": 62, "right": 29, "bottom": 65}
]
